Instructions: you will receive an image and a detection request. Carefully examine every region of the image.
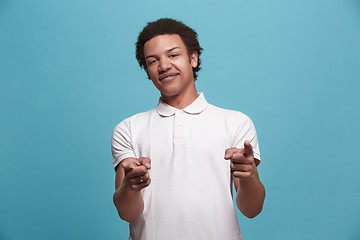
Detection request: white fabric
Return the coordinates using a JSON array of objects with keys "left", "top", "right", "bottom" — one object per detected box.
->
[{"left": 112, "top": 93, "right": 261, "bottom": 240}]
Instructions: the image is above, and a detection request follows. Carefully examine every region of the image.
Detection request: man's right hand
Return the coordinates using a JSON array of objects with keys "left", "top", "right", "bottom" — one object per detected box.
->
[
  {"left": 121, "top": 157, "right": 151, "bottom": 191},
  {"left": 113, "top": 157, "right": 151, "bottom": 222}
]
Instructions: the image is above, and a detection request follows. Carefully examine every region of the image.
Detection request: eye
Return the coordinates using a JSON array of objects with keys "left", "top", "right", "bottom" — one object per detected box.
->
[
  {"left": 147, "top": 59, "right": 157, "bottom": 65},
  {"left": 170, "top": 53, "right": 179, "bottom": 58}
]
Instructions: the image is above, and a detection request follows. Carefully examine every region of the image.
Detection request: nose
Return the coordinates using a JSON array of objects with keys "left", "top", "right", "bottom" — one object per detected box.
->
[{"left": 158, "top": 57, "right": 171, "bottom": 72}]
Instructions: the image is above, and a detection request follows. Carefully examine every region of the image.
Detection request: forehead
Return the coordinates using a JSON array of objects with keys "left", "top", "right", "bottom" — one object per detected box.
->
[{"left": 144, "top": 34, "right": 187, "bottom": 57}]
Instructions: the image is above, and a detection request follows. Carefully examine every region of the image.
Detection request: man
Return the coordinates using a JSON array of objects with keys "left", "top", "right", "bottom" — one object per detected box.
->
[{"left": 112, "top": 18, "right": 265, "bottom": 240}]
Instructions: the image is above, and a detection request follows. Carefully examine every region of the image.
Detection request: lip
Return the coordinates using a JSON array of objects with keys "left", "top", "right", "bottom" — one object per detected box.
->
[{"left": 159, "top": 72, "right": 180, "bottom": 81}]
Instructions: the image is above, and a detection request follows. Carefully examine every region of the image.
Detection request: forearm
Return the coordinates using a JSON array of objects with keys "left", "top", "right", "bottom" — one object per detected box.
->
[
  {"left": 113, "top": 183, "right": 144, "bottom": 222},
  {"left": 236, "top": 172, "right": 265, "bottom": 218}
]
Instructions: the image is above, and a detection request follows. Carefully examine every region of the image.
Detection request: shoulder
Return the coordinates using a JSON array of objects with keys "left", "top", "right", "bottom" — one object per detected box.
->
[
  {"left": 115, "top": 108, "right": 156, "bottom": 127},
  {"left": 112, "top": 108, "right": 157, "bottom": 137},
  {"left": 207, "top": 104, "right": 252, "bottom": 123},
  {"left": 205, "top": 104, "right": 258, "bottom": 137}
]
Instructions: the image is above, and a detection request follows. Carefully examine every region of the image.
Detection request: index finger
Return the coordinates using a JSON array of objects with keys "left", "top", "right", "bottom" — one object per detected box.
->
[
  {"left": 121, "top": 158, "right": 141, "bottom": 171},
  {"left": 126, "top": 165, "right": 148, "bottom": 179},
  {"left": 243, "top": 140, "right": 253, "bottom": 156}
]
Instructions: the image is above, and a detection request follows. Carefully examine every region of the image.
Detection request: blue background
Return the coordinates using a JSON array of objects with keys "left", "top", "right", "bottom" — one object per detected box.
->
[{"left": 1, "top": 0, "right": 359, "bottom": 239}]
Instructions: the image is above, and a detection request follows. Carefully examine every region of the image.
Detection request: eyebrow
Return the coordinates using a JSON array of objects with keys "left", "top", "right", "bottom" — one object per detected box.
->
[{"left": 145, "top": 47, "right": 180, "bottom": 59}]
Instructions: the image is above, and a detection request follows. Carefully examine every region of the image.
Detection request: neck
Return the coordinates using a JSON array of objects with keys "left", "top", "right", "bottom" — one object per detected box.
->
[{"left": 161, "top": 84, "right": 198, "bottom": 109}]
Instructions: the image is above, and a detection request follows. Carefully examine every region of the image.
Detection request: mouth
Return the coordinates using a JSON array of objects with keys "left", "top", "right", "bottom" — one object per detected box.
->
[{"left": 159, "top": 72, "right": 180, "bottom": 81}]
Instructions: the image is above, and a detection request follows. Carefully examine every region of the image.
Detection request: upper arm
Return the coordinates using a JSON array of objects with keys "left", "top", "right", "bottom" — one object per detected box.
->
[
  {"left": 112, "top": 120, "right": 136, "bottom": 191},
  {"left": 231, "top": 115, "right": 261, "bottom": 161},
  {"left": 112, "top": 120, "right": 136, "bottom": 171}
]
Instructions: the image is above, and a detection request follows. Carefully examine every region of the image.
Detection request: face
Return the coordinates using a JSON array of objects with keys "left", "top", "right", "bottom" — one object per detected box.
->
[{"left": 143, "top": 34, "right": 198, "bottom": 100}]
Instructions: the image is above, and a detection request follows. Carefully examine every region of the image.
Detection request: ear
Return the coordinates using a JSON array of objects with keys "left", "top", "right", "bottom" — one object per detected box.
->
[{"left": 190, "top": 51, "right": 198, "bottom": 68}]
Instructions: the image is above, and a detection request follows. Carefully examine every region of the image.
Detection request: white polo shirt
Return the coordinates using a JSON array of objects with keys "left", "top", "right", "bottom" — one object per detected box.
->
[{"left": 112, "top": 93, "right": 261, "bottom": 240}]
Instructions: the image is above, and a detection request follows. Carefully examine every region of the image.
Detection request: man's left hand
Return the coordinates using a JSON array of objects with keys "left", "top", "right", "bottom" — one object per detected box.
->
[{"left": 224, "top": 140, "right": 257, "bottom": 180}]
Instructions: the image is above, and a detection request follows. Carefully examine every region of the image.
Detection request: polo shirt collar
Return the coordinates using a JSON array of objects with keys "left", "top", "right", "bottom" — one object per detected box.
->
[{"left": 156, "top": 92, "right": 208, "bottom": 117}]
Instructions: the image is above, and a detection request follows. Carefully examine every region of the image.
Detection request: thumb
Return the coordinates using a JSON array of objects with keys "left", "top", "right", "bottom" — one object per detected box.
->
[
  {"left": 139, "top": 157, "right": 151, "bottom": 169},
  {"left": 122, "top": 158, "right": 140, "bottom": 170},
  {"left": 224, "top": 148, "right": 237, "bottom": 160}
]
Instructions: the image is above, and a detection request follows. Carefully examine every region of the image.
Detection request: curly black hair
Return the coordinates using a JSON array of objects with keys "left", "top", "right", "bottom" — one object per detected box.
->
[{"left": 136, "top": 18, "right": 203, "bottom": 80}]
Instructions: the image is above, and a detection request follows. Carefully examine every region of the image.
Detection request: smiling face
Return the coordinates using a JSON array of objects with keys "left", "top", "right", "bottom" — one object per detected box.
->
[{"left": 144, "top": 34, "right": 198, "bottom": 107}]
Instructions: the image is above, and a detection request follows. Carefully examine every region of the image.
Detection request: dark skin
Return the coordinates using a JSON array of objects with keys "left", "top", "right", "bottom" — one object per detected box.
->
[
  {"left": 225, "top": 140, "right": 265, "bottom": 218},
  {"left": 113, "top": 157, "right": 151, "bottom": 222}
]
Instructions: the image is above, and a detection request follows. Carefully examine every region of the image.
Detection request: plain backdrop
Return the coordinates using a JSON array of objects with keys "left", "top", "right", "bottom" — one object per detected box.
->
[{"left": 1, "top": 0, "right": 359, "bottom": 239}]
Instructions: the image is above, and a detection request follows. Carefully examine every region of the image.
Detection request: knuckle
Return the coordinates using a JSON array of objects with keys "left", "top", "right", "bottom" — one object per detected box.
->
[
  {"left": 133, "top": 184, "right": 141, "bottom": 191},
  {"left": 128, "top": 178, "right": 136, "bottom": 185},
  {"left": 233, "top": 172, "right": 241, "bottom": 178},
  {"left": 139, "top": 157, "right": 151, "bottom": 163},
  {"left": 139, "top": 166, "right": 147, "bottom": 173},
  {"left": 127, "top": 183, "right": 136, "bottom": 190},
  {"left": 232, "top": 154, "right": 243, "bottom": 162},
  {"left": 246, "top": 157, "right": 254, "bottom": 164},
  {"left": 226, "top": 147, "right": 236, "bottom": 153},
  {"left": 120, "top": 161, "right": 128, "bottom": 169}
]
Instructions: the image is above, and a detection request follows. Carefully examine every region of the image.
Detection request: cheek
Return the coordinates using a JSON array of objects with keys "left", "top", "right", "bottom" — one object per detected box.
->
[
  {"left": 173, "top": 60, "right": 189, "bottom": 71},
  {"left": 147, "top": 67, "right": 158, "bottom": 78}
]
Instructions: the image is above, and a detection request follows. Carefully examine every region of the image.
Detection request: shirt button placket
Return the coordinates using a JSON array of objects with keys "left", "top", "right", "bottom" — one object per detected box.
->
[{"left": 173, "top": 109, "right": 186, "bottom": 144}]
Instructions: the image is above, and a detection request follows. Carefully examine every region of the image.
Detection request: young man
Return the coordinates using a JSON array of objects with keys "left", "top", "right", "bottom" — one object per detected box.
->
[{"left": 112, "top": 18, "right": 265, "bottom": 240}]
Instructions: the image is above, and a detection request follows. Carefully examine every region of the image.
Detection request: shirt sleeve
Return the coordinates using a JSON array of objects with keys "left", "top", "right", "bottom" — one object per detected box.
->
[
  {"left": 111, "top": 118, "right": 136, "bottom": 169},
  {"left": 231, "top": 115, "right": 261, "bottom": 161}
]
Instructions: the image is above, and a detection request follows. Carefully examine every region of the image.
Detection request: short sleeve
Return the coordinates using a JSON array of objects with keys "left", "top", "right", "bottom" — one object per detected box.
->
[
  {"left": 111, "top": 119, "right": 136, "bottom": 169},
  {"left": 231, "top": 115, "right": 261, "bottom": 161}
]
